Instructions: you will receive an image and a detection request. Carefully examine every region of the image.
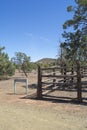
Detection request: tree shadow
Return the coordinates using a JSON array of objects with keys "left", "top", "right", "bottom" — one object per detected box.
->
[
  {"left": 22, "top": 84, "right": 37, "bottom": 89},
  {"left": 28, "top": 84, "right": 37, "bottom": 89},
  {"left": 20, "top": 93, "right": 37, "bottom": 99},
  {"left": 7, "top": 92, "right": 27, "bottom": 95}
]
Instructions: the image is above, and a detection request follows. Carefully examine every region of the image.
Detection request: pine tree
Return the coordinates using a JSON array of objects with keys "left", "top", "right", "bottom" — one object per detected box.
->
[{"left": 61, "top": 0, "right": 87, "bottom": 62}]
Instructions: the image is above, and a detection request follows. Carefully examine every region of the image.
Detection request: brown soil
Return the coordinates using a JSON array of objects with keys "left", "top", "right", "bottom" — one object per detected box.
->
[{"left": 0, "top": 71, "right": 87, "bottom": 130}]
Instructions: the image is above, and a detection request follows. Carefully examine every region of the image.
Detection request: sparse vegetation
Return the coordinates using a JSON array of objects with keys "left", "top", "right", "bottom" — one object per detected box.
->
[
  {"left": 36, "top": 58, "right": 57, "bottom": 67},
  {"left": 0, "top": 46, "right": 15, "bottom": 80}
]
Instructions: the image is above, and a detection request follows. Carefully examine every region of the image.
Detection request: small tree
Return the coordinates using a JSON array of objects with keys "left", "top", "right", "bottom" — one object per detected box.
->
[{"left": 12, "top": 52, "right": 31, "bottom": 77}]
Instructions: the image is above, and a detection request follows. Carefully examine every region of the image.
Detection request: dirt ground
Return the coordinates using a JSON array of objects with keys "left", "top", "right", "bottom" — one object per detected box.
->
[{"left": 0, "top": 71, "right": 87, "bottom": 130}]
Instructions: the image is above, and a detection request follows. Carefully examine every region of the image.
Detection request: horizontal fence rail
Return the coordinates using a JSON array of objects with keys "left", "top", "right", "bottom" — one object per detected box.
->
[{"left": 36, "top": 62, "right": 87, "bottom": 103}]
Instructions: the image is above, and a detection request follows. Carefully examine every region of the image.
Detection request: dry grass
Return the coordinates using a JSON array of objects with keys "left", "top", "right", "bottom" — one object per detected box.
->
[{"left": 0, "top": 71, "right": 87, "bottom": 130}]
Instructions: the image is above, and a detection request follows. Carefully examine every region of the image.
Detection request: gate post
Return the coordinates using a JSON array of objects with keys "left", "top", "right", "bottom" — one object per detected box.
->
[
  {"left": 71, "top": 64, "right": 74, "bottom": 83},
  {"left": 37, "top": 65, "right": 42, "bottom": 99},
  {"left": 76, "top": 61, "right": 82, "bottom": 103},
  {"left": 53, "top": 68, "right": 56, "bottom": 87},
  {"left": 63, "top": 63, "right": 66, "bottom": 88}
]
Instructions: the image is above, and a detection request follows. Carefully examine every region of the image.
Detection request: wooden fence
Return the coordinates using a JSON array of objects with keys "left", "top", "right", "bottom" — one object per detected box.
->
[{"left": 37, "top": 62, "right": 85, "bottom": 103}]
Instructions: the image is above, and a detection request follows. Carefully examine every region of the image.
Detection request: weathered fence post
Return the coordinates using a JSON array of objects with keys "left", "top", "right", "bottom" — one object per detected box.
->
[
  {"left": 53, "top": 68, "right": 56, "bottom": 87},
  {"left": 76, "top": 61, "right": 82, "bottom": 103},
  {"left": 64, "top": 63, "right": 66, "bottom": 81},
  {"left": 63, "top": 64, "right": 66, "bottom": 89},
  {"left": 61, "top": 64, "right": 63, "bottom": 75},
  {"left": 37, "top": 65, "right": 42, "bottom": 99},
  {"left": 71, "top": 64, "right": 74, "bottom": 83},
  {"left": 81, "top": 66, "right": 83, "bottom": 78}
]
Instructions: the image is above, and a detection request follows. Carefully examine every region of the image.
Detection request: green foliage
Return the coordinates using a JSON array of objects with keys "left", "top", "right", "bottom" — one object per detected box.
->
[
  {"left": 12, "top": 52, "right": 32, "bottom": 76},
  {"left": 0, "top": 47, "right": 15, "bottom": 79},
  {"left": 29, "top": 63, "right": 38, "bottom": 70},
  {"left": 61, "top": 0, "right": 87, "bottom": 62},
  {"left": 67, "top": 6, "right": 72, "bottom": 12},
  {"left": 77, "top": 0, "right": 87, "bottom": 5}
]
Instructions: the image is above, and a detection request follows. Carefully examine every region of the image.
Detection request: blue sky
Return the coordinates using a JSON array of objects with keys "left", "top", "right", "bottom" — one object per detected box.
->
[{"left": 0, "top": 0, "right": 74, "bottom": 62}]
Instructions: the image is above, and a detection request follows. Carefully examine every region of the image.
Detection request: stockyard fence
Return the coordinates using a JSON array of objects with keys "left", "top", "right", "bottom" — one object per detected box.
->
[{"left": 37, "top": 62, "right": 87, "bottom": 103}]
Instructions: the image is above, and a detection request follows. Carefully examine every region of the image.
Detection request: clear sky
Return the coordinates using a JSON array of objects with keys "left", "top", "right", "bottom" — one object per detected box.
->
[{"left": 0, "top": 0, "right": 74, "bottom": 62}]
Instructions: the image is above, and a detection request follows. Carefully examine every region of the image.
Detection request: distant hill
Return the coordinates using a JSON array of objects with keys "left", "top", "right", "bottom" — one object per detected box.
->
[{"left": 36, "top": 58, "right": 57, "bottom": 64}]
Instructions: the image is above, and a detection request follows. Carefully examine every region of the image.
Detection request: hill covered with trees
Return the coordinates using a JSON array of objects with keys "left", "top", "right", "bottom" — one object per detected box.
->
[{"left": 36, "top": 58, "right": 57, "bottom": 67}]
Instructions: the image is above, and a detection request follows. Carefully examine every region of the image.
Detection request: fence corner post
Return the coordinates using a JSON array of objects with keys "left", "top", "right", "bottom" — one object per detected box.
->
[
  {"left": 37, "top": 65, "right": 42, "bottom": 99},
  {"left": 76, "top": 61, "right": 82, "bottom": 103}
]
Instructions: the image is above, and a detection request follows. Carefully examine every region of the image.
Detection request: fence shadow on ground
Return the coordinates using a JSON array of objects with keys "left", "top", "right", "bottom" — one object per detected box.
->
[
  {"left": 42, "top": 95, "right": 87, "bottom": 105},
  {"left": 20, "top": 93, "right": 87, "bottom": 106},
  {"left": 19, "top": 83, "right": 87, "bottom": 106}
]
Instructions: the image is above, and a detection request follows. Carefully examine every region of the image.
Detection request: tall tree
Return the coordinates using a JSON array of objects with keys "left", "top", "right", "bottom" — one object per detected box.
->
[{"left": 61, "top": 0, "right": 87, "bottom": 62}]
